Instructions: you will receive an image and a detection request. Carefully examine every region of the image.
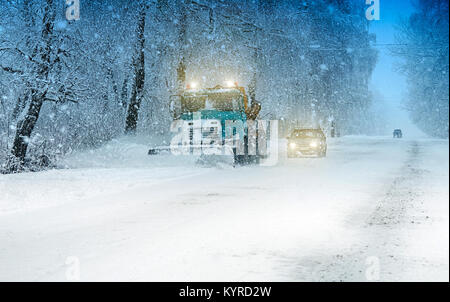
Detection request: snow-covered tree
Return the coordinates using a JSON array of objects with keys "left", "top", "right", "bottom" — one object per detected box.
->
[
  {"left": 0, "top": 0, "right": 382, "bottom": 172},
  {"left": 393, "top": 0, "right": 449, "bottom": 138}
]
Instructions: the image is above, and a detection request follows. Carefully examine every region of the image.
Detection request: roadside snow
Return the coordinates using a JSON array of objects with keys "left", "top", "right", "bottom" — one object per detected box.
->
[
  {"left": 0, "top": 138, "right": 210, "bottom": 214},
  {"left": 0, "top": 136, "right": 448, "bottom": 281}
]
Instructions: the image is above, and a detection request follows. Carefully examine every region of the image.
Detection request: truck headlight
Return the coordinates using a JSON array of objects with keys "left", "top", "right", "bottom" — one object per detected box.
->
[
  {"left": 310, "top": 141, "right": 318, "bottom": 148},
  {"left": 289, "top": 142, "right": 297, "bottom": 149},
  {"left": 225, "top": 80, "right": 236, "bottom": 88}
]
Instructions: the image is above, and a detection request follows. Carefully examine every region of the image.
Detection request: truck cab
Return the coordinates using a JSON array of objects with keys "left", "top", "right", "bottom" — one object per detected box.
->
[{"left": 169, "top": 84, "right": 262, "bottom": 164}]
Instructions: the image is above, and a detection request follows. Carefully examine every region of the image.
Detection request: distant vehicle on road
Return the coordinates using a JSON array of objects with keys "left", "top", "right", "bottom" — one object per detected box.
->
[
  {"left": 393, "top": 129, "right": 403, "bottom": 138},
  {"left": 287, "top": 128, "right": 327, "bottom": 158}
]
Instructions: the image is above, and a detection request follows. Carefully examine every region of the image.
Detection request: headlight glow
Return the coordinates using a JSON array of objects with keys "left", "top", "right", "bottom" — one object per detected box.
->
[
  {"left": 188, "top": 82, "right": 198, "bottom": 89},
  {"left": 289, "top": 142, "right": 297, "bottom": 149},
  {"left": 310, "top": 141, "right": 318, "bottom": 148},
  {"left": 225, "top": 80, "right": 236, "bottom": 88}
]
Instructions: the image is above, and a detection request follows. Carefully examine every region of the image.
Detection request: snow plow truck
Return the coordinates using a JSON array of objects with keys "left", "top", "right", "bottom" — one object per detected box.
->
[{"left": 149, "top": 83, "right": 267, "bottom": 165}]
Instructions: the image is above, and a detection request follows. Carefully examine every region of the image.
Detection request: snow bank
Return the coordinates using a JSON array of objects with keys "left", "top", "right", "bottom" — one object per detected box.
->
[
  {"left": 0, "top": 136, "right": 210, "bottom": 214},
  {"left": 59, "top": 135, "right": 199, "bottom": 169}
]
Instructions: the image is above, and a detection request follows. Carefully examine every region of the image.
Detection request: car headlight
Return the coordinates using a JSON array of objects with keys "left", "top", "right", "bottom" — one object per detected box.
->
[
  {"left": 289, "top": 142, "right": 297, "bottom": 149},
  {"left": 309, "top": 141, "right": 318, "bottom": 148}
]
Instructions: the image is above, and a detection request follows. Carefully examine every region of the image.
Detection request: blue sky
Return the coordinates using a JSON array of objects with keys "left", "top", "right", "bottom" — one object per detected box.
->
[
  {"left": 367, "top": 0, "right": 424, "bottom": 135},
  {"left": 369, "top": 0, "right": 414, "bottom": 99}
]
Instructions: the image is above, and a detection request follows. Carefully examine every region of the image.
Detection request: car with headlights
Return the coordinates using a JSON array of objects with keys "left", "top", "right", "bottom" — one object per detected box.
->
[{"left": 287, "top": 128, "right": 327, "bottom": 158}]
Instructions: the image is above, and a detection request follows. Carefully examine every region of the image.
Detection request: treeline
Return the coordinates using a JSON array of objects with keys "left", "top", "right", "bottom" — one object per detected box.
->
[
  {"left": 0, "top": 0, "right": 378, "bottom": 172},
  {"left": 393, "top": 0, "right": 449, "bottom": 138}
]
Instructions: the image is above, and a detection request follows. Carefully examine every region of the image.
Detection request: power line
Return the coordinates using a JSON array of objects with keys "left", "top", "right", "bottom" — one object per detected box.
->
[{"left": 300, "top": 43, "right": 447, "bottom": 51}]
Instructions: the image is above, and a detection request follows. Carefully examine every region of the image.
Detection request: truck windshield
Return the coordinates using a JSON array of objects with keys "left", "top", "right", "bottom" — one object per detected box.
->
[
  {"left": 182, "top": 92, "right": 243, "bottom": 113},
  {"left": 292, "top": 130, "right": 324, "bottom": 138}
]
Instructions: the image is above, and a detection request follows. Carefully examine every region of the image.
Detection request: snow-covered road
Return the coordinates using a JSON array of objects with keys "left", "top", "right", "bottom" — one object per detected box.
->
[{"left": 0, "top": 137, "right": 448, "bottom": 281}]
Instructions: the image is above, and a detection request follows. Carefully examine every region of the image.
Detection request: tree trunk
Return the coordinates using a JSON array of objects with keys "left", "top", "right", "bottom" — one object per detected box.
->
[
  {"left": 120, "top": 78, "right": 129, "bottom": 109},
  {"left": 10, "top": 0, "right": 54, "bottom": 170},
  {"left": 176, "top": 0, "right": 188, "bottom": 95},
  {"left": 11, "top": 90, "right": 45, "bottom": 165},
  {"left": 107, "top": 67, "right": 119, "bottom": 108},
  {"left": 11, "top": 93, "right": 28, "bottom": 121},
  {"left": 248, "top": 47, "right": 259, "bottom": 103},
  {"left": 125, "top": 4, "right": 147, "bottom": 134}
]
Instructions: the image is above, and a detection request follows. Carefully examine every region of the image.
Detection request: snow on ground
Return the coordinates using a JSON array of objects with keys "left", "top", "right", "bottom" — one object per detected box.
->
[
  {"left": 0, "top": 136, "right": 448, "bottom": 281},
  {"left": 0, "top": 138, "right": 208, "bottom": 214}
]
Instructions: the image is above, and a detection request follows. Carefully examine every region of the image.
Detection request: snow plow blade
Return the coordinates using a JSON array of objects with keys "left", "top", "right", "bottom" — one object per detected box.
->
[
  {"left": 149, "top": 145, "right": 235, "bottom": 156},
  {"left": 148, "top": 145, "right": 257, "bottom": 166},
  {"left": 148, "top": 147, "right": 172, "bottom": 156}
]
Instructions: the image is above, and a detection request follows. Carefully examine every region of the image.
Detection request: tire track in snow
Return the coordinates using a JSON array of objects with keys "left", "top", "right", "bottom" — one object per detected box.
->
[
  {"left": 358, "top": 140, "right": 431, "bottom": 281},
  {"left": 290, "top": 140, "right": 432, "bottom": 281}
]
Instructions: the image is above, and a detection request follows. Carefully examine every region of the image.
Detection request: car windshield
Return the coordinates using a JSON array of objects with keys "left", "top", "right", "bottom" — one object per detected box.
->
[
  {"left": 292, "top": 130, "right": 324, "bottom": 138},
  {"left": 182, "top": 92, "right": 243, "bottom": 113}
]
